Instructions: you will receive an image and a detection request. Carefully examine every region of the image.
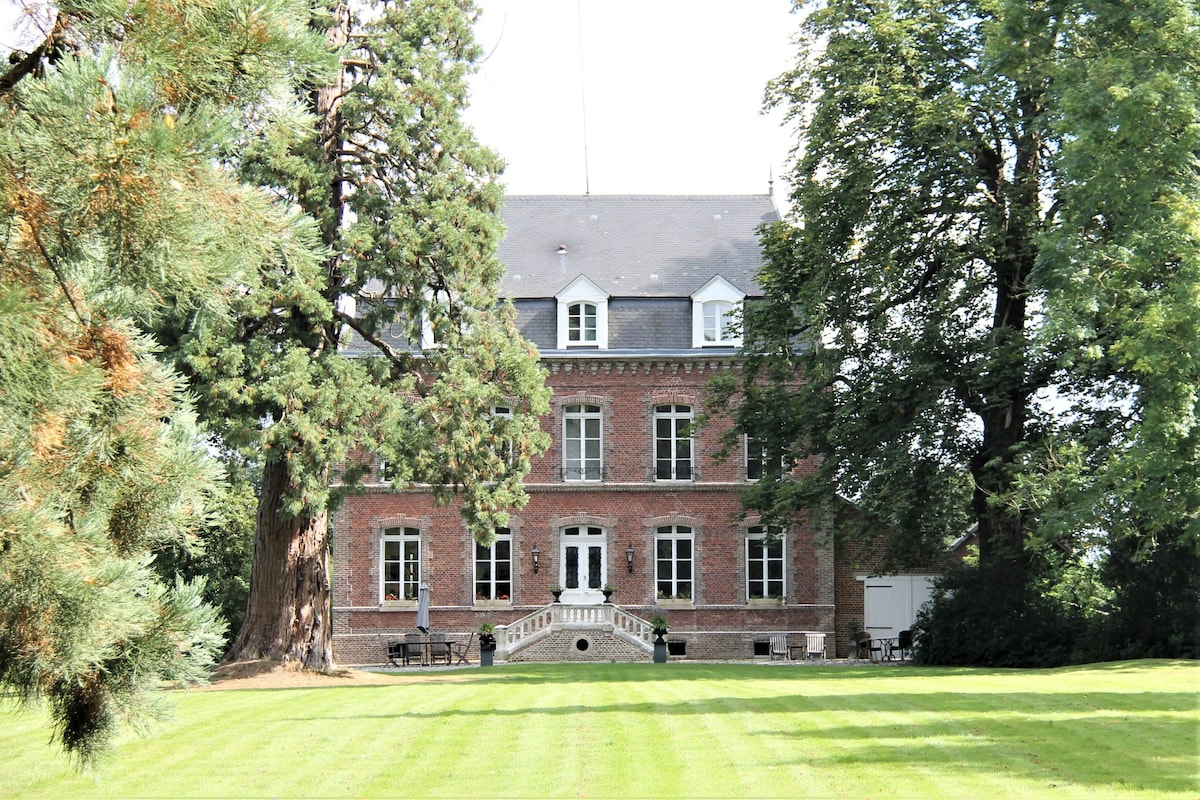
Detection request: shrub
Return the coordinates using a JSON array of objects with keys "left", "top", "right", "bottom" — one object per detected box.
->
[
  {"left": 914, "top": 562, "right": 1081, "bottom": 667},
  {"left": 1081, "top": 530, "right": 1200, "bottom": 661}
]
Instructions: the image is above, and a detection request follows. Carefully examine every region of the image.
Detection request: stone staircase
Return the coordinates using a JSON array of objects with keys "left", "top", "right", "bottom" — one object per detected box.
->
[{"left": 495, "top": 603, "right": 657, "bottom": 662}]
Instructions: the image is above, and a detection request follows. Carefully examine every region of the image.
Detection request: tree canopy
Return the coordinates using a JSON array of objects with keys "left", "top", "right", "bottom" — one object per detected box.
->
[
  {"left": 2, "top": 0, "right": 551, "bottom": 756},
  {"left": 164, "top": 0, "right": 551, "bottom": 669},
  {"left": 0, "top": 0, "right": 330, "bottom": 760},
  {"left": 715, "top": 0, "right": 1200, "bottom": 662}
]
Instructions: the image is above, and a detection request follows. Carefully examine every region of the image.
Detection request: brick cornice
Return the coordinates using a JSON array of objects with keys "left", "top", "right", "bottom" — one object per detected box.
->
[{"left": 542, "top": 355, "right": 744, "bottom": 376}]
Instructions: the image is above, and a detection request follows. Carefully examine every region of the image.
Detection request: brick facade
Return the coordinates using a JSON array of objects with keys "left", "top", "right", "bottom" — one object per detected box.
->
[
  {"left": 330, "top": 195, "right": 942, "bottom": 665},
  {"left": 331, "top": 354, "right": 837, "bottom": 665}
]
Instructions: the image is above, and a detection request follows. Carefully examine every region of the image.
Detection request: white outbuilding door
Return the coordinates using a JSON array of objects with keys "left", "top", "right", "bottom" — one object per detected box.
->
[{"left": 860, "top": 575, "right": 936, "bottom": 640}]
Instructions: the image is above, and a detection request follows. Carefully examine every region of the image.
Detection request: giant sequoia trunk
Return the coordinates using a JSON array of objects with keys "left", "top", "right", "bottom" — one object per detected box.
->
[
  {"left": 225, "top": 458, "right": 333, "bottom": 670},
  {"left": 223, "top": 0, "right": 347, "bottom": 672}
]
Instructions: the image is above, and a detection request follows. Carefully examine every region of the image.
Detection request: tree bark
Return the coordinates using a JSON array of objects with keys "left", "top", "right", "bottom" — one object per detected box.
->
[
  {"left": 224, "top": 0, "right": 348, "bottom": 672},
  {"left": 971, "top": 94, "right": 1041, "bottom": 569},
  {"left": 971, "top": 409, "right": 1027, "bottom": 565},
  {"left": 225, "top": 458, "right": 333, "bottom": 670}
]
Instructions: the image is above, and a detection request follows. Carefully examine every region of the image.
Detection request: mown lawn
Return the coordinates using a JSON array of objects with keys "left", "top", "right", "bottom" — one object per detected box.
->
[{"left": 3, "top": 660, "right": 1197, "bottom": 798}]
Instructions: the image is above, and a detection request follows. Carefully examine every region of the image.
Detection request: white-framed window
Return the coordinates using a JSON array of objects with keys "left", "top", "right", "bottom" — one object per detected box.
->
[
  {"left": 418, "top": 288, "right": 445, "bottom": 350},
  {"left": 563, "top": 403, "right": 603, "bottom": 481},
  {"left": 381, "top": 526, "right": 421, "bottom": 602},
  {"left": 746, "top": 436, "right": 766, "bottom": 481},
  {"left": 655, "top": 525, "right": 694, "bottom": 601},
  {"left": 474, "top": 528, "right": 512, "bottom": 602},
  {"left": 556, "top": 275, "right": 609, "bottom": 349},
  {"left": 746, "top": 525, "right": 785, "bottom": 600},
  {"left": 703, "top": 300, "right": 736, "bottom": 343},
  {"left": 419, "top": 310, "right": 438, "bottom": 350},
  {"left": 568, "top": 302, "right": 598, "bottom": 344},
  {"left": 691, "top": 275, "right": 745, "bottom": 348},
  {"left": 745, "top": 436, "right": 791, "bottom": 481},
  {"left": 418, "top": 287, "right": 471, "bottom": 350},
  {"left": 654, "top": 404, "right": 693, "bottom": 481}
]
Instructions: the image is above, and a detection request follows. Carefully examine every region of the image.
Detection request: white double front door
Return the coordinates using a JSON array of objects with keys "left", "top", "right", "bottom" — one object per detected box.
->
[{"left": 560, "top": 525, "right": 606, "bottom": 604}]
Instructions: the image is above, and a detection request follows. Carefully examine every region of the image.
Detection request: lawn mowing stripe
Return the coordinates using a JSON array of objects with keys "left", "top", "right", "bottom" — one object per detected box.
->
[
  {"left": 641, "top": 676, "right": 747, "bottom": 797},
  {"left": 649, "top": 670, "right": 822, "bottom": 797},
  {"left": 5, "top": 661, "right": 1197, "bottom": 799}
]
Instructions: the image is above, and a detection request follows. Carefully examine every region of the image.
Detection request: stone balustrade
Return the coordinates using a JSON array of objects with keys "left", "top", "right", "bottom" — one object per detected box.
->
[{"left": 495, "top": 603, "right": 655, "bottom": 660}]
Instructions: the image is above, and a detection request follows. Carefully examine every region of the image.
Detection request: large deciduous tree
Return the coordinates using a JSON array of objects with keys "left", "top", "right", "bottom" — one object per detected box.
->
[
  {"left": 0, "top": 0, "right": 329, "bottom": 760},
  {"left": 171, "top": 0, "right": 551, "bottom": 670},
  {"left": 716, "top": 0, "right": 1200, "bottom": 662}
]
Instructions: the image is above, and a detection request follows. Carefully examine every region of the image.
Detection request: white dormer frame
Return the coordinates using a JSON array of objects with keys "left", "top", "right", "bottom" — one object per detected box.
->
[
  {"left": 692, "top": 275, "right": 745, "bottom": 348},
  {"left": 556, "top": 275, "right": 609, "bottom": 350},
  {"left": 420, "top": 287, "right": 458, "bottom": 350},
  {"left": 419, "top": 307, "right": 437, "bottom": 350}
]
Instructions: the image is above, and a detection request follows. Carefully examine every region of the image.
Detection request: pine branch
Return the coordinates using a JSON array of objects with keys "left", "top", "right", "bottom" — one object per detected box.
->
[
  {"left": 0, "top": 12, "right": 73, "bottom": 96},
  {"left": 333, "top": 307, "right": 422, "bottom": 380}
]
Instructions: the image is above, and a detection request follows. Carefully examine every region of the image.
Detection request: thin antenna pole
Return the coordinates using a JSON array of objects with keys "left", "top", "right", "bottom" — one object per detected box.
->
[{"left": 577, "top": 0, "right": 590, "bottom": 195}]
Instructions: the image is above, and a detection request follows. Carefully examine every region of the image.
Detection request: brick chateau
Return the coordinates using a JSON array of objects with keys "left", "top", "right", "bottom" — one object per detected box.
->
[{"left": 331, "top": 195, "right": 925, "bottom": 664}]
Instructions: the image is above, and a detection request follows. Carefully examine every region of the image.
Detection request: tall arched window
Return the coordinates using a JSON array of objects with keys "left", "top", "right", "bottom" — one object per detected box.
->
[
  {"left": 691, "top": 275, "right": 745, "bottom": 348},
  {"left": 474, "top": 528, "right": 512, "bottom": 602},
  {"left": 556, "top": 275, "right": 609, "bottom": 349},
  {"left": 703, "top": 300, "right": 736, "bottom": 343},
  {"left": 567, "top": 302, "right": 597, "bottom": 343},
  {"left": 746, "top": 525, "right": 785, "bottom": 600},
  {"left": 654, "top": 404, "right": 693, "bottom": 481},
  {"left": 655, "top": 525, "right": 694, "bottom": 601},
  {"left": 381, "top": 526, "right": 421, "bottom": 602},
  {"left": 563, "top": 403, "right": 603, "bottom": 481}
]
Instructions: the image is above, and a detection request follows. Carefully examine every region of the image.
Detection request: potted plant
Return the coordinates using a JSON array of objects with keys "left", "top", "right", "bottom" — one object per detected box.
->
[
  {"left": 602, "top": 584, "right": 616, "bottom": 603},
  {"left": 550, "top": 585, "right": 563, "bottom": 603},
  {"left": 650, "top": 614, "right": 669, "bottom": 663},
  {"left": 478, "top": 622, "right": 497, "bottom": 667}
]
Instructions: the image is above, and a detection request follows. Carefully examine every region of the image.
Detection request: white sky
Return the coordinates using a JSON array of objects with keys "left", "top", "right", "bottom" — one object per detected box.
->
[
  {"left": 1, "top": 0, "right": 805, "bottom": 200},
  {"left": 466, "top": 0, "right": 802, "bottom": 201},
  {"left": 0, "top": 1, "right": 49, "bottom": 51}
]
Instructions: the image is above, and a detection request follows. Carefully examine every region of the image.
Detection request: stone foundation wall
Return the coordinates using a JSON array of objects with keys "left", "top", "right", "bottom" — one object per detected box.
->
[
  {"left": 335, "top": 627, "right": 838, "bottom": 666},
  {"left": 507, "top": 630, "right": 651, "bottom": 662}
]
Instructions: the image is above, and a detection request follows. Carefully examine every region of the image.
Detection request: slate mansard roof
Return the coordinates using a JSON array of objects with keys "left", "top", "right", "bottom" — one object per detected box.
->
[
  {"left": 498, "top": 195, "right": 778, "bottom": 300},
  {"left": 344, "top": 194, "right": 778, "bottom": 355}
]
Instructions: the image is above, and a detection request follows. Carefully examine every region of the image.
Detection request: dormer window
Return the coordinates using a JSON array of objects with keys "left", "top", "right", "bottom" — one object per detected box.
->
[
  {"left": 567, "top": 302, "right": 598, "bottom": 344},
  {"left": 703, "top": 300, "right": 736, "bottom": 343},
  {"left": 556, "top": 276, "right": 609, "bottom": 350},
  {"left": 419, "top": 288, "right": 448, "bottom": 350},
  {"left": 691, "top": 275, "right": 745, "bottom": 348}
]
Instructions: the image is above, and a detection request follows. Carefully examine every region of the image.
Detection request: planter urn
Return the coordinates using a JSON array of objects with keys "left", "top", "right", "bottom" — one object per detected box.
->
[
  {"left": 652, "top": 628, "right": 668, "bottom": 663},
  {"left": 479, "top": 634, "right": 496, "bottom": 667}
]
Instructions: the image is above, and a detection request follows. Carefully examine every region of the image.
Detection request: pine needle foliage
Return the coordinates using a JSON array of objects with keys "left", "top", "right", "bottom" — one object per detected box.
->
[
  {"left": 0, "top": 0, "right": 330, "bottom": 763},
  {"left": 167, "top": 0, "right": 552, "bottom": 669}
]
